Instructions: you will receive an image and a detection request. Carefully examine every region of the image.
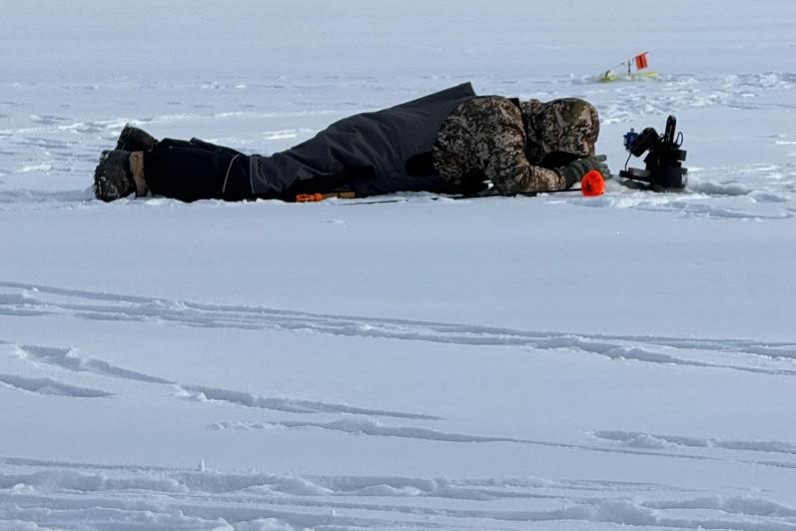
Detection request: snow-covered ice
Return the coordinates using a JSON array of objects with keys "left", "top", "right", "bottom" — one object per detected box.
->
[{"left": 2, "top": 1, "right": 796, "bottom": 529}]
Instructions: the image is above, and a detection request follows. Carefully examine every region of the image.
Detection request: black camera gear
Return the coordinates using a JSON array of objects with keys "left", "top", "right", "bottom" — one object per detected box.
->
[{"left": 620, "top": 115, "right": 688, "bottom": 190}]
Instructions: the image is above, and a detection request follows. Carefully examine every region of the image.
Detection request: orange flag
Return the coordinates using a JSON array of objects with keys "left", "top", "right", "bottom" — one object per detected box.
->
[{"left": 634, "top": 52, "right": 649, "bottom": 70}]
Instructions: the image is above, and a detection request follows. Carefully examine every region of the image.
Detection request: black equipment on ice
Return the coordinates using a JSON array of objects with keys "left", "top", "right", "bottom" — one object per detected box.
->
[{"left": 619, "top": 115, "right": 688, "bottom": 190}]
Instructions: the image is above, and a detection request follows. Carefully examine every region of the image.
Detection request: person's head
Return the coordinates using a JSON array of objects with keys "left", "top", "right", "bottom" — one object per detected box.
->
[{"left": 524, "top": 98, "right": 600, "bottom": 165}]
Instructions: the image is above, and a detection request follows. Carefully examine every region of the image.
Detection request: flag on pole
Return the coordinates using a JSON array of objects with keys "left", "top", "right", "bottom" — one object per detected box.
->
[
  {"left": 634, "top": 52, "right": 649, "bottom": 70},
  {"left": 598, "top": 52, "right": 658, "bottom": 82}
]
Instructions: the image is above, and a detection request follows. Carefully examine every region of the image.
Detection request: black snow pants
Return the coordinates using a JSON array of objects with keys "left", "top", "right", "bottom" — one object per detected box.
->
[
  {"left": 143, "top": 138, "right": 254, "bottom": 202},
  {"left": 142, "top": 138, "right": 364, "bottom": 202}
]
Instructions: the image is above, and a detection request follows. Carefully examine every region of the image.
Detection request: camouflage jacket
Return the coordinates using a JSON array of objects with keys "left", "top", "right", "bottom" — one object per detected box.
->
[{"left": 432, "top": 96, "right": 599, "bottom": 194}]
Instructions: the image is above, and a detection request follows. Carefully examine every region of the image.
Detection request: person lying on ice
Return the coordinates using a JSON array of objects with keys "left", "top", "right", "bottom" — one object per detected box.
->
[{"left": 93, "top": 82, "right": 610, "bottom": 202}]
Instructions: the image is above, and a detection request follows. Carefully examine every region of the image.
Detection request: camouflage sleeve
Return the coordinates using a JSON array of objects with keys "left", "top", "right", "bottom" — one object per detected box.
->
[
  {"left": 492, "top": 162, "right": 568, "bottom": 195},
  {"left": 473, "top": 134, "right": 571, "bottom": 194},
  {"left": 434, "top": 96, "right": 570, "bottom": 195}
]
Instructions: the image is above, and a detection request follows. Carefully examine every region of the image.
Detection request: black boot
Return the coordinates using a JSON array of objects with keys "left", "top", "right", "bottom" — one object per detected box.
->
[
  {"left": 94, "top": 150, "right": 135, "bottom": 201},
  {"left": 116, "top": 124, "right": 158, "bottom": 152}
]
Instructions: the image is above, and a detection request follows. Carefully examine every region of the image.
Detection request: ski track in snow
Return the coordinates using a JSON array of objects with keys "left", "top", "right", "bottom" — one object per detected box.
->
[
  {"left": 1, "top": 457, "right": 796, "bottom": 531},
  {"left": 13, "top": 343, "right": 171, "bottom": 384},
  {"left": 2, "top": 280, "right": 795, "bottom": 377},
  {"left": 7, "top": 327, "right": 796, "bottom": 473},
  {"left": 177, "top": 384, "right": 440, "bottom": 420},
  {"left": 3, "top": 280, "right": 796, "bottom": 479},
  {"left": 0, "top": 340, "right": 434, "bottom": 422},
  {"left": 210, "top": 418, "right": 796, "bottom": 471},
  {"left": 0, "top": 373, "right": 111, "bottom": 398},
  {"left": 592, "top": 430, "right": 796, "bottom": 456}
]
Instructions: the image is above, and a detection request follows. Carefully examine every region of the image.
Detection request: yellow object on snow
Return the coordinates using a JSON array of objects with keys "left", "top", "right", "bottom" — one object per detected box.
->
[
  {"left": 599, "top": 70, "right": 660, "bottom": 83},
  {"left": 599, "top": 51, "right": 659, "bottom": 82}
]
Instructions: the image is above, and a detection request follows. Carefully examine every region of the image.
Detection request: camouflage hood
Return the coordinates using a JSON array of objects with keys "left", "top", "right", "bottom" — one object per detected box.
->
[{"left": 521, "top": 98, "right": 600, "bottom": 163}]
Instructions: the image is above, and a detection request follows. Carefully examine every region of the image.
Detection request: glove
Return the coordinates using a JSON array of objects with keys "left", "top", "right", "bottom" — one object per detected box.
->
[{"left": 558, "top": 155, "right": 611, "bottom": 188}]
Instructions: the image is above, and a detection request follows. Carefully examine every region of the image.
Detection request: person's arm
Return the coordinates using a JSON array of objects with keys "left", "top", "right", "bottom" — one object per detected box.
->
[
  {"left": 491, "top": 155, "right": 610, "bottom": 194},
  {"left": 490, "top": 164, "right": 569, "bottom": 194}
]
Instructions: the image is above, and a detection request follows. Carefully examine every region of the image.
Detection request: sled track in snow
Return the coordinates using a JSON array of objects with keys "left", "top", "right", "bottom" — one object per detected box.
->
[
  {"left": 2, "top": 456, "right": 796, "bottom": 531},
  {"left": 2, "top": 280, "right": 796, "bottom": 377}
]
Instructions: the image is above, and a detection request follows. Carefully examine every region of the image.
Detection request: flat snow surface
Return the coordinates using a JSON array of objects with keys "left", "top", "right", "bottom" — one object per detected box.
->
[{"left": 2, "top": 1, "right": 796, "bottom": 530}]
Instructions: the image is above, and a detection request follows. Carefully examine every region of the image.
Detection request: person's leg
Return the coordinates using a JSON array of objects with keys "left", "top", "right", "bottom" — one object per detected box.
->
[
  {"left": 116, "top": 124, "right": 158, "bottom": 152},
  {"left": 95, "top": 125, "right": 256, "bottom": 202},
  {"left": 143, "top": 140, "right": 253, "bottom": 202},
  {"left": 93, "top": 150, "right": 137, "bottom": 201}
]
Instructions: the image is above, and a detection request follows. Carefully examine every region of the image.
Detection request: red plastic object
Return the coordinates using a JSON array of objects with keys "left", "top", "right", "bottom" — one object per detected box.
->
[{"left": 581, "top": 170, "right": 605, "bottom": 197}]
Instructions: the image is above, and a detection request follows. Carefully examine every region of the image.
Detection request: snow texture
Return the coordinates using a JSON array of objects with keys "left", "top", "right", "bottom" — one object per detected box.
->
[{"left": 2, "top": 1, "right": 796, "bottom": 529}]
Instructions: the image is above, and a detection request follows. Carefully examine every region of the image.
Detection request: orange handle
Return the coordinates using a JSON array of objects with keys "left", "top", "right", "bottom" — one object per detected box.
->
[
  {"left": 295, "top": 193, "right": 325, "bottom": 202},
  {"left": 296, "top": 192, "right": 356, "bottom": 202}
]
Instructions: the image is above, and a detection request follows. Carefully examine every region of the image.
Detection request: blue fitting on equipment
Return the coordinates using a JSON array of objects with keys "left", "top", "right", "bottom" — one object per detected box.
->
[{"left": 623, "top": 129, "right": 638, "bottom": 151}]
